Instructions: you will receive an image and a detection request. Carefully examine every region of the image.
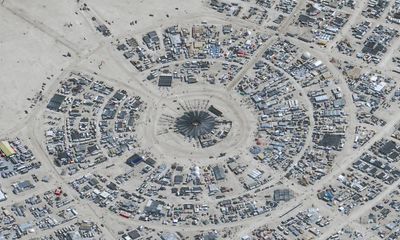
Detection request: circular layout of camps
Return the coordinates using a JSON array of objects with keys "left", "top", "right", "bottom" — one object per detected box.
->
[{"left": 2, "top": 0, "right": 400, "bottom": 239}]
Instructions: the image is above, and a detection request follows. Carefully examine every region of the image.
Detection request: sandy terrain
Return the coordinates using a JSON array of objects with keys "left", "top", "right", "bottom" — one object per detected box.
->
[
  {"left": 4, "top": 0, "right": 100, "bottom": 52},
  {"left": 0, "top": 6, "right": 72, "bottom": 135}
]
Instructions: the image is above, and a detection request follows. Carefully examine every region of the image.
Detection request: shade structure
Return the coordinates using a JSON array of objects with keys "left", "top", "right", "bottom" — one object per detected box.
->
[
  {"left": 175, "top": 111, "right": 216, "bottom": 138},
  {"left": 0, "top": 141, "right": 16, "bottom": 157}
]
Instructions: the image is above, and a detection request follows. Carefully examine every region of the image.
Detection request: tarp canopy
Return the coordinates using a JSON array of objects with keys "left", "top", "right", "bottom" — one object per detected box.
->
[{"left": 0, "top": 141, "right": 15, "bottom": 157}]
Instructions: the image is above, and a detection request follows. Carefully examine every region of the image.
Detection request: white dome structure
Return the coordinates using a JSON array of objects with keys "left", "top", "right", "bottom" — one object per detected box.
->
[{"left": 302, "top": 51, "right": 311, "bottom": 60}]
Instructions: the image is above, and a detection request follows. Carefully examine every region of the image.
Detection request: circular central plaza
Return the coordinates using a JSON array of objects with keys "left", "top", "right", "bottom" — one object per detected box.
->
[{"left": 135, "top": 87, "right": 257, "bottom": 163}]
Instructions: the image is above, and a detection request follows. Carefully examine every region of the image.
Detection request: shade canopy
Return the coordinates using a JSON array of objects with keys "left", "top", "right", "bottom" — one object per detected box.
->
[{"left": 175, "top": 111, "right": 216, "bottom": 138}]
